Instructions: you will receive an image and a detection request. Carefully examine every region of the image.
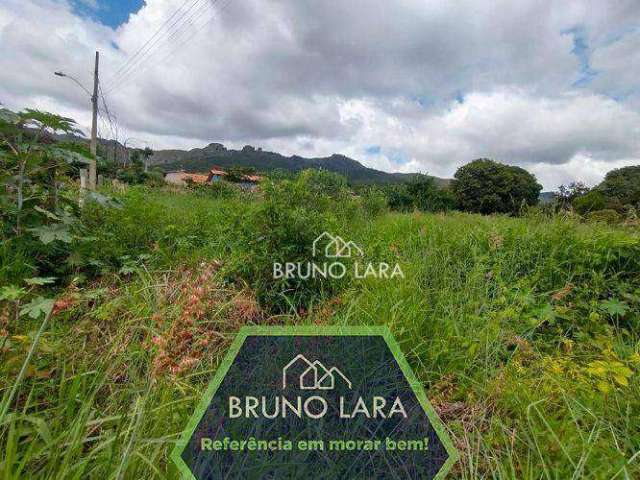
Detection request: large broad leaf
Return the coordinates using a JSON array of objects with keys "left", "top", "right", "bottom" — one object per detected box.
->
[
  {"left": 29, "top": 224, "right": 73, "bottom": 244},
  {"left": 19, "top": 296, "right": 54, "bottom": 319},
  {"left": 600, "top": 299, "right": 629, "bottom": 317},
  {"left": 0, "top": 285, "right": 26, "bottom": 301},
  {"left": 19, "top": 109, "right": 82, "bottom": 135}
]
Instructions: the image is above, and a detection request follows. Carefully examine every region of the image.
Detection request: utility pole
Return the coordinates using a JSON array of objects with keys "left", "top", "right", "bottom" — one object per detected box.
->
[{"left": 89, "top": 51, "right": 99, "bottom": 190}]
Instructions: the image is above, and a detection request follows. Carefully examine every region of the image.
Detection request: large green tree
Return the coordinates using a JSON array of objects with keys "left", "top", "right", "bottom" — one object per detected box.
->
[
  {"left": 452, "top": 159, "right": 542, "bottom": 214},
  {"left": 599, "top": 165, "right": 640, "bottom": 207}
]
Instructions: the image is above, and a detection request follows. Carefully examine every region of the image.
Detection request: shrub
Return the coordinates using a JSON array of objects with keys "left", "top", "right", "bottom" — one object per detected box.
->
[
  {"left": 384, "top": 177, "right": 456, "bottom": 213},
  {"left": 572, "top": 190, "right": 607, "bottom": 215},
  {"left": 0, "top": 108, "right": 94, "bottom": 286},
  {"left": 587, "top": 209, "right": 621, "bottom": 224},
  {"left": 300, "top": 169, "right": 350, "bottom": 201},
  {"left": 229, "top": 171, "right": 351, "bottom": 313},
  {"left": 599, "top": 165, "right": 640, "bottom": 207},
  {"left": 144, "top": 169, "right": 165, "bottom": 187},
  {"left": 557, "top": 182, "right": 590, "bottom": 210},
  {"left": 452, "top": 158, "right": 542, "bottom": 214},
  {"left": 385, "top": 184, "right": 414, "bottom": 212},
  {"left": 116, "top": 167, "right": 146, "bottom": 185},
  {"left": 360, "top": 187, "right": 387, "bottom": 217},
  {"left": 188, "top": 180, "right": 240, "bottom": 199},
  {"left": 406, "top": 175, "right": 457, "bottom": 212},
  {"left": 208, "top": 180, "right": 241, "bottom": 198}
]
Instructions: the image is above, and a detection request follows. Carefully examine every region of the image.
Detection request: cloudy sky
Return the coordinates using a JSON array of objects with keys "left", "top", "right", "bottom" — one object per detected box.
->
[{"left": 1, "top": 0, "right": 639, "bottom": 189}]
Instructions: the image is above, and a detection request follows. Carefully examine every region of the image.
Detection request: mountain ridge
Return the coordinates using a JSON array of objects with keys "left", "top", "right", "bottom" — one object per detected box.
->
[{"left": 150, "top": 142, "right": 450, "bottom": 185}]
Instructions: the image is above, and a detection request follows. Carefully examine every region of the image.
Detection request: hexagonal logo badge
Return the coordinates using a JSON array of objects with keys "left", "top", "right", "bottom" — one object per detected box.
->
[{"left": 172, "top": 326, "right": 458, "bottom": 479}]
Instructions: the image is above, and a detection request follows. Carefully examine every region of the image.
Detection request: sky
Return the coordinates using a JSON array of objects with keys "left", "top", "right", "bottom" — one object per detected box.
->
[{"left": 1, "top": 0, "right": 639, "bottom": 190}]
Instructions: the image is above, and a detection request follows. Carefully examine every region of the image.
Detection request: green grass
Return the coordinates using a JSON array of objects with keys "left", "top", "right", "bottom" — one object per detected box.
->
[{"left": 1, "top": 187, "right": 639, "bottom": 479}]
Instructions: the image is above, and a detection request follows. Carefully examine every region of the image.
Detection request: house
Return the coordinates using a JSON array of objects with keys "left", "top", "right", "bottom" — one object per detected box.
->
[
  {"left": 165, "top": 168, "right": 264, "bottom": 190},
  {"left": 164, "top": 171, "right": 210, "bottom": 186},
  {"left": 206, "top": 168, "right": 264, "bottom": 191},
  {"left": 207, "top": 168, "right": 228, "bottom": 183}
]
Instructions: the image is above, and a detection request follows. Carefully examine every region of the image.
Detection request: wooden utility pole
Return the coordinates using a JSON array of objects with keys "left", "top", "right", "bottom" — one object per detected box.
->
[{"left": 89, "top": 51, "right": 99, "bottom": 190}]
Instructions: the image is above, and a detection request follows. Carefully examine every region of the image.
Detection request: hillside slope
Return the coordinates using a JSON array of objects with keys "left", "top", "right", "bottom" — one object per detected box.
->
[{"left": 151, "top": 143, "right": 449, "bottom": 185}]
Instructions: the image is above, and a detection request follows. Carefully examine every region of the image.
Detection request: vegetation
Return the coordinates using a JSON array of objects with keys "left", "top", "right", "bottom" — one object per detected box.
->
[
  {"left": 2, "top": 108, "right": 640, "bottom": 479},
  {"left": 152, "top": 142, "right": 448, "bottom": 185},
  {"left": 2, "top": 183, "right": 639, "bottom": 479},
  {"left": 452, "top": 159, "right": 542, "bottom": 214},
  {"left": 224, "top": 165, "right": 257, "bottom": 183},
  {"left": 600, "top": 166, "right": 640, "bottom": 207},
  {"left": 572, "top": 189, "right": 608, "bottom": 215}
]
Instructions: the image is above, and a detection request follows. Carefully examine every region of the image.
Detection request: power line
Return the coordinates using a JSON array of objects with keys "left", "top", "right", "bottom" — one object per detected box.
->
[
  {"left": 106, "top": 0, "right": 212, "bottom": 92},
  {"left": 105, "top": 0, "right": 212, "bottom": 92},
  {"left": 98, "top": 83, "right": 117, "bottom": 141},
  {"left": 107, "top": 0, "right": 195, "bottom": 83},
  {"left": 108, "top": 0, "right": 232, "bottom": 94},
  {"left": 99, "top": 85, "right": 117, "bottom": 137}
]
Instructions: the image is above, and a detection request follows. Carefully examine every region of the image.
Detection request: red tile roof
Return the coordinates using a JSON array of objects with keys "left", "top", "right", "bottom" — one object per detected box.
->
[{"left": 183, "top": 173, "right": 209, "bottom": 184}]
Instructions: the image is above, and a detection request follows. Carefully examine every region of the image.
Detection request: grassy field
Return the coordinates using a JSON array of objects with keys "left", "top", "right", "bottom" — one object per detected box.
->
[{"left": 1, "top": 186, "right": 640, "bottom": 479}]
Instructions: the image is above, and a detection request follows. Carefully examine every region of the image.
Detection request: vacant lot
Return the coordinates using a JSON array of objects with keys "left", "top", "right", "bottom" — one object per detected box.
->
[{"left": 2, "top": 186, "right": 639, "bottom": 479}]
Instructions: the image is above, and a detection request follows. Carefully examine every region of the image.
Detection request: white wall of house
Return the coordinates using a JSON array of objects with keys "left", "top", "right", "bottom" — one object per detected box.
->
[{"left": 164, "top": 172, "right": 187, "bottom": 186}]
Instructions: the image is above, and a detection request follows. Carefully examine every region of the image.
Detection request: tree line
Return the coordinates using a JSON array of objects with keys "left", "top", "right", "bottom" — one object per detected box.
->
[{"left": 381, "top": 158, "right": 640, "bottom": 220}]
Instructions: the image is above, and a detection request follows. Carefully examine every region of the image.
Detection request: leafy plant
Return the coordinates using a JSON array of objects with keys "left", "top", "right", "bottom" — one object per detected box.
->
[
  {"left": 406, "top": 174, "right": 457, "bottom": 212},
  {"left": 0, "top": 108, "right": 88, "bottom": 237},
  {"left": 452, "top": 158, "right": 542, "bottom": 215},
  {"left": 229, "top": 170, "right": 351, "bottom": 313}
]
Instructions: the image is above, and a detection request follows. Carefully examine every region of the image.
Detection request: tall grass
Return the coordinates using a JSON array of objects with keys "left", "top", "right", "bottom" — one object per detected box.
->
[{"left": 1, "top": 188, "right": 639, "bottom": 478}]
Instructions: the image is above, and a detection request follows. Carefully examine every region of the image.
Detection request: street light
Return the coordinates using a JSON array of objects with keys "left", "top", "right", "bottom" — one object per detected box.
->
[
  {"left": 53, "top": 52, "right": 100, "bottom": 190},
  {"left": 54, "top": 71, "right": 92, "bottom": 97}
]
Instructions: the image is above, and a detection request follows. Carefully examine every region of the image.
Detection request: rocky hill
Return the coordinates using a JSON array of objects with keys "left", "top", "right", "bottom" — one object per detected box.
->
[{"left": 150, "top": 143, "right": 449, "bottom": 185}]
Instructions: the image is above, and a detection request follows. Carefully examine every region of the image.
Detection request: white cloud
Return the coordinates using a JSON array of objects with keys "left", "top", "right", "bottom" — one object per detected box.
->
[
  {"left": 1, "top": 0, "right": 639, "bottom": 189},
  {"left": 591, "top": 29, "right": 640, "bottom": 98}
]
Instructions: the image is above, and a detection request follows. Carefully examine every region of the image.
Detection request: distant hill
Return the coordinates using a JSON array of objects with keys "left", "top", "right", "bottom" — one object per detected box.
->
[
  {"left": 539, "top": 191, "right": 557, "bottom": 204},
  {"left": 150, "top": 143, "right": 449, "bottom": 186}
]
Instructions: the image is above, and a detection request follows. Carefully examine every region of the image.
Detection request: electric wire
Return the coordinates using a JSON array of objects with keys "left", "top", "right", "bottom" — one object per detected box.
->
[
  {"left": 108, "top": 0, "right": 232, "bottom": 94},
  {"left": 105, "top": 0, "right": 212, "bottom": 92}
]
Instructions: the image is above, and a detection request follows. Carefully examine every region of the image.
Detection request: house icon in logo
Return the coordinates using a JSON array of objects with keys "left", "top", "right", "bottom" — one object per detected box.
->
[
  {"left": 282, "top": 354, "right": 352, "bottom": 390},
  {"left": 312, "top": 232, "right": 364, "bottom": 258}
]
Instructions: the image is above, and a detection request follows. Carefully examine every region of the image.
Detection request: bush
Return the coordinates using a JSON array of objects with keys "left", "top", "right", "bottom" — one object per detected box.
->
[
  {"left": 572, "top": 190, "right": 607, "bottom": 215},
  {"left": 360, "top": 187, "right": 387, "bottom": 217},
  {"left": 144, "top": 169, "right": 165, "bottom": 187},
  {"left": 188, "top": 180, "right": 240, "bottom": 199},
  {"left": 452, "top": 158, "right": 542, "bottom": 215},
  {"left": 300, "top": 169, "right": 350, "bottom": 201},
  {"left": 385, "top": 184, "right": 414, "bottom": 212},
  {"left": 406, "top": 175, "right": 457, "bottom": 212},
  {"left": 587, "top": 209, "right": 621, "bottom": 224},
  {"left": 0, "top": 108, "right": 94, "bottom": 287},
  {"left": 116, "top": 168, "right": 146, "bottom": 185},
  {"left": 229, "top": 170, "right": 351, "bottom": 313},
  {"left": 384, "top": 176, "right": 456, "bottom": 213},
  {"left": 599, "top": 165, "right": 640, "bottom": 207}
]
